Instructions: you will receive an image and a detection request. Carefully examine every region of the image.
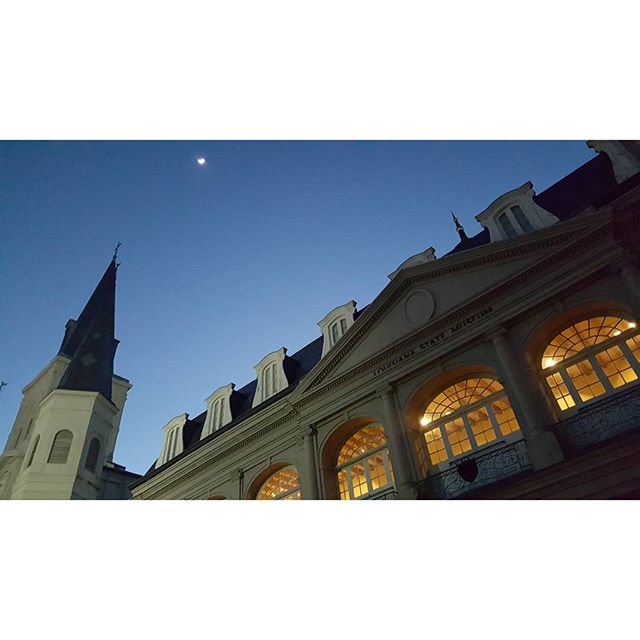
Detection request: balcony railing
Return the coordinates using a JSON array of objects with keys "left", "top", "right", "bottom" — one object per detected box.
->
[
  {"left": 363, "top": 486, "right": 398, "bottom": 500},
  {"left": 554, "top": 384, "right": 640, "bottom": 453},
  {"left": 418, "top": 439, "right": 532, "bottom": 499}
]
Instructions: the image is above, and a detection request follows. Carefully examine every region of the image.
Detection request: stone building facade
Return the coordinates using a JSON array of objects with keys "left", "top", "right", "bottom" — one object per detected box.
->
[{"left": 130, "top": 141, "right": 640, "bottom": 500}]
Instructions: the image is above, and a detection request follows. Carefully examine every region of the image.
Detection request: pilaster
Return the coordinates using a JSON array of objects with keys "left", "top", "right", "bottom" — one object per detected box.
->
[{"left": 486, "top": 327, "right": 564, "bottom": 470}]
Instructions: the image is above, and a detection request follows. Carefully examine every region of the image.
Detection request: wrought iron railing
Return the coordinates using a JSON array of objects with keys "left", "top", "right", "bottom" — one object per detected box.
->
[
  {"left": 418, "top": 439, "right": 532, "bottom": 499},
  {"left": 554, "top": 384, "right": 640, "bottom": 453},
  {"left": 363, "top": 486, "right": 398, "bottom": 500}
]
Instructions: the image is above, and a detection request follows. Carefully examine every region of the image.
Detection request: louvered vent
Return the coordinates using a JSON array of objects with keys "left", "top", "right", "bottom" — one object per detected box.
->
[
  {"left": 47, "top": 429, "right": 73, "bottom": 464},
  {"left": 26, "top": 435, "right": 40, "bottom": 468},
  {"left": 84, "top": 438, "right": 101, "bottom": 473}
]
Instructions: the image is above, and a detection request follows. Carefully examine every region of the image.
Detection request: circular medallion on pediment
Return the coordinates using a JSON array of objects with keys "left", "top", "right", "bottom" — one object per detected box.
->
[{"left": 403, "top": 290, "right": 435, "bottom": 326}]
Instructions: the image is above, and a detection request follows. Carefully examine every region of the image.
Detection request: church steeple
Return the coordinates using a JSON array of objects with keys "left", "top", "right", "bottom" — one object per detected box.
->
[{"left": 57, "top": 257, "right": 119, "bottom": 401}]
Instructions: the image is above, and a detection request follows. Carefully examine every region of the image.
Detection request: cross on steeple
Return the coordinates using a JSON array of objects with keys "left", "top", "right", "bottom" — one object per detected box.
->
[{"left": 451, "top": 211, "right": 469, "bottom": 242}]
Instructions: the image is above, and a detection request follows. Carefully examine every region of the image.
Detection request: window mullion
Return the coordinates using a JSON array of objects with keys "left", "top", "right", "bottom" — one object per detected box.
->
[
  {"left": 619, "top": 340, "right": 640, "bottom": 375},
  {"left": 461, "top": 414, "right": 477, "bottom": 450},
  {"left": 589, "top": 354, "right": 614, "bottom": 393},
  {"left": 559, "top": 367, "right": 583, "bottom": 408},
  {"left": 346, "top": 463, "right": 355, "bottom": 499},
  {"left": 486, "top": 401, "right": 503, "bottom": 439},
  {"left": 438, "top": 421, "right": 456, "bottom": 463},
  {"left": 363, "top": 454, "right": 373, "bottom": 495}
]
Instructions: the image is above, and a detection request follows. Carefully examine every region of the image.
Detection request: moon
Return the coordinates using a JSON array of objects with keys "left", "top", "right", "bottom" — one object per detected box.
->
[{"left": 197, "top": 157, "right": 206, "bottom": 166}]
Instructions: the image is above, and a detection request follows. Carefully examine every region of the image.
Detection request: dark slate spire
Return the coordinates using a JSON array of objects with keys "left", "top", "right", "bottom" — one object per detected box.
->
[
  {"left": 451, "top": 211, "right": 469, "bottom": 242},
  {"left": 57, "top": 257, "right": 119, "bottom": 401}
]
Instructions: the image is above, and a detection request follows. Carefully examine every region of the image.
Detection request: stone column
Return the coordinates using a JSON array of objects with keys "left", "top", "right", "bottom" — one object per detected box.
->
[
  {"left": 487, "top": 327, "right": 564, "bottom": 470},
  {"left": 378, "top": 385, "right": 417, "bottom": 499},
  {"left": 298, "top": 424, "right": 320, "bottom": 500}
]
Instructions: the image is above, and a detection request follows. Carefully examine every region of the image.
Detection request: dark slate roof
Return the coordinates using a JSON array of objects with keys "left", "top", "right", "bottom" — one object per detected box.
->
[
  {"left": 446, "top": 152, "right": 619, "bottom": 256},
  {"left": 57, "top": 258, "right": 119, "bottom": 401},
  {"left": 181, "top": 335, "right": 325, "bottom": 451}
]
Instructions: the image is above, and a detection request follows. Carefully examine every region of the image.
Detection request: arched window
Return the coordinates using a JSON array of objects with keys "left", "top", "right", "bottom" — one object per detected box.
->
[
  {"left": 84, "top": 438, "right": 101, "bottom": 473},
  {"left": 47, "top": 429, "right": 73, "bottom": 464},
  {"left": 336, "top": 425, "right": 394, "bottom": 500},
  {"left": 25, "top": 435, "right": 40, "bottom": 468},
  {"left": 542, "top": 316, "right": 639, "bottom": 411},
  {"left": 419, "top": 377, "right": 521, "bottom": 466},
  {"left": 256, "top": 466, "right": 300, "bottom": 500}
]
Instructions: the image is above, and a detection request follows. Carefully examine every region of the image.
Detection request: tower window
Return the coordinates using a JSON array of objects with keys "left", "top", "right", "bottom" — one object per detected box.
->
[
  {"left": 25, "top": 435, "right": 40, "bottom": 469},
  {"left": 84, "top": 438, "right": 101, "bottom": 473},
  {"left": 47, "top": 429, "right": 73, "bottom": 464}
]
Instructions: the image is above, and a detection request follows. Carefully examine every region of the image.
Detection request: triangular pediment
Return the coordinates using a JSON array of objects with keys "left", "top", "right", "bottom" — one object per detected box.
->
[{"left": 295, "top": 217, "right": 606, "bottom": 395}]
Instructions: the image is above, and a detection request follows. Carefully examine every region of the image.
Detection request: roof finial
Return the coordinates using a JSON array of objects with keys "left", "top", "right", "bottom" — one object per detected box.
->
[
  {"left": 113, "top": 241, "right": 122, "bottom": 261},
  {"left": 451, "top": 211, "right": 469, "bottom": 241}
]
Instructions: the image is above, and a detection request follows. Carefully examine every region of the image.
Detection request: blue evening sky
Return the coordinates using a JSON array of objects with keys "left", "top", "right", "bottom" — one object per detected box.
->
[{"left": 0, "top": 141, "right": 595, "bottom": 474}]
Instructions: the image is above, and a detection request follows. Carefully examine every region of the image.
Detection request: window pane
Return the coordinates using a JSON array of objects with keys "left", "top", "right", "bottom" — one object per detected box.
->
[
  {"left": 331, "top": 322, "right": 339, "bottom": 345},
  {"left": 596, "top": 345, "right": 638, "bottom": 388},
  {"left": 546, "top": 372, "right": 576, "bottom": 411},
  {"left": 257, "top": 466, "right": 300, "bottom": 500},
  {"left": 338, "top": 468, "right": 350, "bottom": 500},
  {"left": 491, "top": 397, "right": 520, "bottom": 435},
  {"left": 626, "top": 334, "right": 640, "bottom": 363},
  {"left": 423, "top": 377, "right": 504, "bottom": 423},
  {"left": 510, "top": 205, "right": 533, "bottom": 232},
  {"left": 367, "top": 453, "right": 389, "bottom": 492},
  {"left": 338, "top": 425, "right": 387, "bottom": 465},
  {"left": 340, "top": 318, "right": 347, "bottom": 335},
  {"left": 425, "top": 427, "right": 448, "bottom": 465},
  {"left": 566, "top": 359, "right": 606, "bottom": 402},
  {"left": 498, "top": 212, "right": 517, "bottom": 238},
  {"left": 466, "top": 405, "right": 496, "bottom": 446},
  {"left": 444, "top": 417, "right": 472, "bottom": 457},
  {"left": 349, "top": 463, "right": 367, "bottom": 498}
]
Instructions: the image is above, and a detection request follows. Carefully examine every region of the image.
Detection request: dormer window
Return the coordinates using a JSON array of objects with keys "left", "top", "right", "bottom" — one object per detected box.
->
[
  {"left": 475, "top": 182, "right": 559, "bottom": 243},
  {"left": 253, "top": 348, "right": 288, "bottom": 407},
  {"left": 203, "top": 384, "right": 234, "bottom": 438},
  {"left": 159, "top": 414, "right": 188, "bottom": 465},
  {"left": 318, "top": 301, "right": 357, "bottom": 357}
]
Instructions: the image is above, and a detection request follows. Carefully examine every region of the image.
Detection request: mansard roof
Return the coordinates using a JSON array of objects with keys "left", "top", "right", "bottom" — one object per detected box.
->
[{"left": 57, "top": 258, "right": 119, "bottom": 401}]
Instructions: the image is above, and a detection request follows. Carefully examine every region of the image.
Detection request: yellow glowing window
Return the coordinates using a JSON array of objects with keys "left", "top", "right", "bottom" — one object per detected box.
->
[
  {"left": 336, "top": 425, "right": 394, "bottom": 499},
  {"left": 256, "top": 466, "right": 300, "bottom": 500},
  {"left": 626, "top": 334, "right": 640, "bottom": 363},
  {"left": 466, "top": 406, "right": 497, "bottom": 446},
  {"left": 424, "top": 427, "right": 448, "bottom": 465},
  {"left": 595, "top": 345, "right": 637, "bottom": 388},
  {"left": 541, "top": 316, "right": 640, "bottom": 411},
  {"left": 545, "top": 372, "right": 575, "bottom": 411},
  {"left": 421, "top": 377, "right": 521, "bottom": 466},
  {"left": 491, "top": 397, "right": 520, "bottom": 436}
]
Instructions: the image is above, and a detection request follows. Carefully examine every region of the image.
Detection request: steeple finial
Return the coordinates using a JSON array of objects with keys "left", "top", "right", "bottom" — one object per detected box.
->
[
  {"left": 451, "top": 211, "right": 469, "bottom": 241},
  {"left": 113, "top": 241, "right": 122, "bottom": 261}
]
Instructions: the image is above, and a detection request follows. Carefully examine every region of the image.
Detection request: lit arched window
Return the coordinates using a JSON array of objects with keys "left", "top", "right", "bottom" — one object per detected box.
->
[
  {"left": 542, "top": 316, "right": 640, "bottom": 410},
  {"left": 256, "top": 466, "right": 301, "bottom": 500},
  {"left": 336, "top": 425, "right": 394, "bottom": 500},
  {"left": 25, "top": 435, "right": 40, "bottom": 468},
  {"left": 419, "top": 378, "right": 520, "bottom": 466},
  {"left": 47, "top": 429, "right": 73, "bottom": 464},
  {"left": 84, "top": 438, "right": 101, "bottom": 473}
]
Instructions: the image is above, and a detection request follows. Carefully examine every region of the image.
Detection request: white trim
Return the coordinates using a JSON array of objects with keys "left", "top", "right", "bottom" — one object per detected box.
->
[
  {"left": 203, "top": 383, "right": 234, "bottom": 438},
  {"left": 252, "top": 348, "right": 288, "bottom": 407},
  {"left": 475, "top": 182, "right": 559, "bottom": 242},
  {"left": 159, "top": 414, "right": 188, "bottom": 465},
  {"left": 318, "top": 301, "right": 357, "bottom": 357}
]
